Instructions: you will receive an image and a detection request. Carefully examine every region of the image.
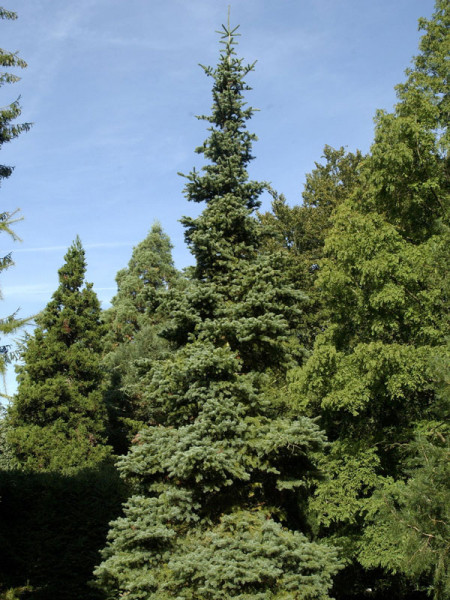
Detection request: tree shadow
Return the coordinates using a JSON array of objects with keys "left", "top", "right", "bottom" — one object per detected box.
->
[{"left": 0, "top": 465, "right": 126, "bottom": 600}]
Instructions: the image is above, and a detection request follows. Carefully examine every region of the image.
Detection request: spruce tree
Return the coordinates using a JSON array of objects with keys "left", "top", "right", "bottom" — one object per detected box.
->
[
  {"left": 95, "top": 22, "right": 341, "bottom": 599},
  {"left": 290, "top": 2, "right": 449, "bottom": 597},
  {"left": 102, "top": 222, "right": 179, "bottom": 452},
  {"left": 7, "top": 237, "right": 112, "bottom": 473}
]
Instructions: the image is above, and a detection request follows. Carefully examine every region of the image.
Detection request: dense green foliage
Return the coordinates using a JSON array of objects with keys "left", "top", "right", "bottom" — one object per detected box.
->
[
  {"left": 7, "top": 238, "right": 112, "bottom": 473},
  {"left": 103, "top": 222, "right": 178, "bottom": 350},
  {"left": 1, "top": 3, "right": 449, "bottom": 600},
  {"left": 289, "top": 2, "right": 449, "bottom": 597},
  {"left": 94, "top": 23, "right": 341, "bottom": 600},
  {"left": 102, "top": 223, "right": 179, "bottom": 452},
  {"left": 259, "top": 146, "right": 365, "bottom": 351}
]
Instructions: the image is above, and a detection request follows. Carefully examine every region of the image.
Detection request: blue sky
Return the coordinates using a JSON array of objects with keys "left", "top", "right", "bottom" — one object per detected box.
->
[{"left": 1, "top": 0, "right": 436, "bottom": 395}]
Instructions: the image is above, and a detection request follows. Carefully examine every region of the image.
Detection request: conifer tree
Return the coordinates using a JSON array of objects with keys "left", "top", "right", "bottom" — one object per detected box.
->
[
  {"left": 102, "top": 222, "right": 179, "bottom": 452},
  {"left": 103, "top": 222, "right": 178, "bottom": 351},
  {"left": 95, "top": 22, "right": 340, "bottom": 599},
  {"left": 0, "top": 6, "right": 31, "bottom": 386},
  {"left": 290, "top": 2, "right": 449, "bottom": 597},
  {"left": 0, "top": 7, "right": 30, "bottom": 179},
  {"left": 259, "top": 146, "right": 364, "bottom": 351},
  {"left": 7, "top": 238, "right": 112, "bottom": 473}
]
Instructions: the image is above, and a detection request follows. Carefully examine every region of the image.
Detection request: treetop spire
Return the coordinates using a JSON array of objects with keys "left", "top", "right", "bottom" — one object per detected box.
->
[{"left": 217, "top": 6, "right": 240, "bottom": 52}]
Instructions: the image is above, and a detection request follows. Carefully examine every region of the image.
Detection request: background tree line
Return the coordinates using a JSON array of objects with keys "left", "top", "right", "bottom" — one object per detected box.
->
[{"left": 0, "top": 2, "right": 448, "bottom": 599}]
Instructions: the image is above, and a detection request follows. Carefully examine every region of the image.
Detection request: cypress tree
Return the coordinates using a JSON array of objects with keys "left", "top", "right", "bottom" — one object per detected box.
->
[
  {"left": 95, "top": 22, "right": 341, "bottom": 599},
  {"left": 7, "top": 237, "right": 112, "bottom": 473},
  {"left": 290, "top": 2, "right": 449, "bottom": 597},
  {"left": 259, "top": 146, "right": 364, "bottom": 352}
]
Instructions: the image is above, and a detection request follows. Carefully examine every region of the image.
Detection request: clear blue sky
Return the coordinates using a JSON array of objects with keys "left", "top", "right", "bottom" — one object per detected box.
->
[{"left": 1, "top": 0, "right": 436, "bottom": 395}]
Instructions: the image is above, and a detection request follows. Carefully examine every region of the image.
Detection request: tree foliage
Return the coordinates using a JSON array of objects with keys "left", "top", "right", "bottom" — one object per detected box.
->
[
  {"left": 94, "top": 22, "right": 341, "bottom": 600},
  {"left": 7, "top": 238, "right": 112, "bottom": 473},
  {"left": 102, "top": 222, "right": 179, "bottom": 452},
  {"left": 0, "top": 7, "right": 31, "bottom": 183},
  {"left": 259, "top": 146, "right": 365, "bottom": 351},
  {"left": 1, "top": 4, "right": 448, "bottom": 599},
  {"left": 290, "top": 2, "right": 449, "bottom": 597},
  {"left": 103, "top": 222, "right": 178, "bottom": 350},
  {"left": 0, "top": 6, "right": 31, "bottom": 386}
]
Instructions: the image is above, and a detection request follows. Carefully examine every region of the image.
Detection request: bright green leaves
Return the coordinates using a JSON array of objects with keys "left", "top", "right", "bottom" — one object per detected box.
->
[
  {"left": 288, "top": 4, "right": 449, "bottom": 597},
  {"left": 295, "top": 337, "right": 435, "bottom": 418},
  {"left": 309, "top": 441, "right": 381, "bottom": 528},
  {"left": 360, "top": 431, "right": 450, "bottom": 600},
  {"left": 363, "top": 1, "right": 449, "bottom": 243},
  {"left": 366, "top": 108, "right": 445, "bottom": 242},
  {"left": 316, "top": 205, "right": 442, "bottom": 346},
  {"left": 404, "top": 0, "right": 450, "bottom": 154}
]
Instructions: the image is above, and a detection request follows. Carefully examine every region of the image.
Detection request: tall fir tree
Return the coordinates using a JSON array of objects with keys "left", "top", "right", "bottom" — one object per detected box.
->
[
  {"left": 7, "top": 237, "right": 112, "bottom": 473},
  {"left": 102, "top": 222, "right": 179, "bottom": 452},
  {"left": 95, "top": 22, "right": 341, "bottom": 599},
  {"left": 290, "top": 2, "right": 449, "bottom": 597}
]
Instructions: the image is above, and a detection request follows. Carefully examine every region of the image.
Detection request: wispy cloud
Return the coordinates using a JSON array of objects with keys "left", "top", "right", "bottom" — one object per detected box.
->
[
  {"left": 14, "top": 241, "right": 135, "bottom": 253},
  {"left": 50, "top": 6, "right": 84, "bottom": 41},
  {"left": 3, "top": 284, "right": 117, "bottom": 298},
  {"left": 2, "top": 283, "right": 54, "bottom": 297}
]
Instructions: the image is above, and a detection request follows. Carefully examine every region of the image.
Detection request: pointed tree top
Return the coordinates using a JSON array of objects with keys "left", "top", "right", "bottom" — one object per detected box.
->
[{"left": 216, "top": 6, "right": 240, "bottom": 51}]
